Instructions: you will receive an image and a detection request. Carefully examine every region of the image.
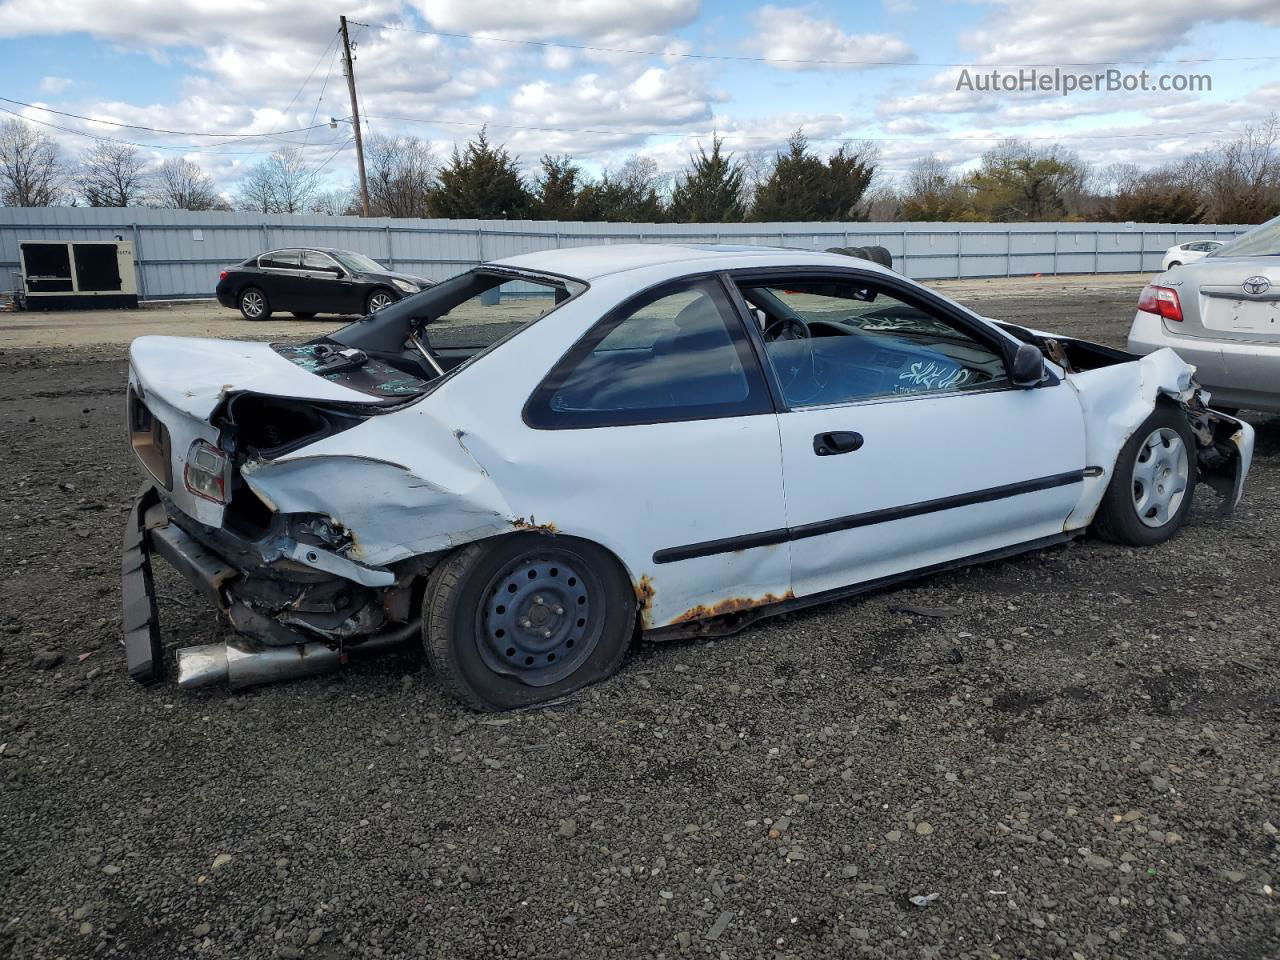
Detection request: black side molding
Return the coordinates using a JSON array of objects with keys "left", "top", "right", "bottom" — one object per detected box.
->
[{"left": 653, "top": 469, "right": 1089, "bottom": 564}]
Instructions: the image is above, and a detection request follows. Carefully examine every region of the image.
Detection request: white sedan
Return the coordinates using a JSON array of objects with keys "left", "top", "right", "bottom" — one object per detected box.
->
[
  {"left": 122, "top": 245, "right": 1254, "bottom": 710},
  {"left": 1162, "top": 239, "right": 1225, "bottom": 271}
]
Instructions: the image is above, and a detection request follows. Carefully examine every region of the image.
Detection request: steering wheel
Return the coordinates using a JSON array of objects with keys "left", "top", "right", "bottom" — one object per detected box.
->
[{"left": 762, "top": 316, "right": 812, "bottom": 342}]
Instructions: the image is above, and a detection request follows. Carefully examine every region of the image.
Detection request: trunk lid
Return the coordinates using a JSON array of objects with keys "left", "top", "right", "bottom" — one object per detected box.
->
[
  {"left": 1161, "top": 257, "right": 1280, "bottom": 344},
  {"left": 129, "top": 336, "right": 427, "bottom": 420}
]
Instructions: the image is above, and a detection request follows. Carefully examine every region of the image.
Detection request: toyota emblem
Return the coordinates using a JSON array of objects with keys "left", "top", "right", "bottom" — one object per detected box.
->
[{"left": 1242, "top": 275, "right": 1272, "bottom": 295}]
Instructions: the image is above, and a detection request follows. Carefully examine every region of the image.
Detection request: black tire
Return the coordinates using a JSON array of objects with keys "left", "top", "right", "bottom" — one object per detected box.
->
[
  {"left": 1093, "top": 405, "right": 1197, "bottom": 546},
  {"left": 423, "top": 534, "right": 636, "bottom": 711},
  {"left": 366, "top": 289, "right": 397, "bottom": 314},
  {"left": 292, "top": 311, "right": 317, "bottom": 319},
  {"left": 238, "top": 287, "right": 270, "bottom": 320},
  {"left": 1167, "top": 260, "right": 1182, "bottom": 269}
]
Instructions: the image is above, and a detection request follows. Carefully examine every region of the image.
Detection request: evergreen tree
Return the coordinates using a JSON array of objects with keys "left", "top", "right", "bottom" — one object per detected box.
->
[
  {"left": 531, "top": 155, "right": 583, "bottom": 220},
  {"left": 575, "top": 156, "right": 667, "bottom": 222},
  {"left": 822, "top": 142, "right": 877, "bottom": 220},
  {"left": 669, "top": 136, "right": 746, "bottom": 222},
  {"left": 750, "top": 132, "right": 825, "bottom": 221},
  {"left": 427, "top": 128, "right": 531, "bottom": 219}
]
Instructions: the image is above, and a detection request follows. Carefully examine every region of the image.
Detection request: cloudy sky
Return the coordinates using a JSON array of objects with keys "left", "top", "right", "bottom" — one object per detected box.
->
[{"left": 1, "top": 0, "right": 1278, "bottom": 196}]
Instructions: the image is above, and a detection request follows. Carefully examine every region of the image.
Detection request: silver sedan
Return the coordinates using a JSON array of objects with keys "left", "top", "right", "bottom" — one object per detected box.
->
[{"left": 1129, "top": 215, "right": 1280, "bottom": 413}]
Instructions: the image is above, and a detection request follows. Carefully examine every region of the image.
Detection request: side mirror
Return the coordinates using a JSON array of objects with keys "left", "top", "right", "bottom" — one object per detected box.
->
[
  {"left": 1010, "top": 342, "right": 1046, "bottom": 388},
  {"left": 328, "top": 266, "right": 345, "bottom": 278}
]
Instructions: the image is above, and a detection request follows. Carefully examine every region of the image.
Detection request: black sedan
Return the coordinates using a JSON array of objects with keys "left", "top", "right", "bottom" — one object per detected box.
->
[{"left": 215, "top": 248, "right": 432, "bottom": 320}]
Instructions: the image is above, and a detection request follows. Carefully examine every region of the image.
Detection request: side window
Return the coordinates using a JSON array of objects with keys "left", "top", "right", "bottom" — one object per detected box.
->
[
  {"left": 526, "top": 278, "right": 773, "bottom": 428},
  {"left": 301, "top": 250, "right": 338, "bottom": 272},
  {"left": 260, "top": 250, "right": 299, "bottom": 270},
  {"left": 738, "top": 278, "right": 1010, "bottom": 409}
]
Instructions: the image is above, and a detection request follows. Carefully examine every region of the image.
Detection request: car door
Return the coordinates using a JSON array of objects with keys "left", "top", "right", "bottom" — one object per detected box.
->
[
  {"left": 514, "top": 275, "right": 792, "bottom": 628},
  {"left": 257, "top": 249, "right": 305, "bottom": 310},
  {"left": 299, "top": 250, "right": 350, "bottom": 312},
  {"left": 728, "top": 269, "right": 1087, "bottom": 599}
]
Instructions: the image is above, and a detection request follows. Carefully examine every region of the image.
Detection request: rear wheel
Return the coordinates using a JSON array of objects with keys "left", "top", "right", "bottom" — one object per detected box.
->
[
  {"left": 238, "top": 287, "right": 270, "bottom": 320},
  {"left": 366, "top": 289, "right": 396, "bottom": 314},
  {"left": 1093, "top": 406, "right": 1196, "bottom": 546},
  {"left": 423, "top": 534, "right": 636, "bottom": 711},
  {"left": 292, "top": 311, "right": 316, "bottom": 319}
]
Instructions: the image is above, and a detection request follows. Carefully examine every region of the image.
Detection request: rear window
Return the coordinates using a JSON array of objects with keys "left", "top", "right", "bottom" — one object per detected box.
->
[
  {"left": 1209, "top": 216, "right": 1280, "bottom": 258},
  {"left": 260, "top": 250, "right": 299, "bottom": 269}
]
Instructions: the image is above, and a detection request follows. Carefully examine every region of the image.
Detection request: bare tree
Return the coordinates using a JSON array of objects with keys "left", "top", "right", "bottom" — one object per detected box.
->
[
  {"left": 152, "top": 157, "right": 226, "bottom": 210},
  {"left": 1184, "top": 115, "right": 1280, "bottom": 223},
  {"left": 234, "top": 147, "right": 319, "bottom": 214},
  {"left": 76, "top": 142, "right": 149, "bottom": 207},
  {"left": 0, "top": 119, "right": 67, "bottom": 206},
  {"left": 364, "top": 134, "right": 437, "bottom": 218},
  {"left": 311, "top": 188, "right": 356, "bottom": 216}
]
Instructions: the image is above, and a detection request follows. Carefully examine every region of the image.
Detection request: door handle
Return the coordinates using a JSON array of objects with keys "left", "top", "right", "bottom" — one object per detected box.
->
[{"left": 813, "top": 431, "right": 863, "bottom": 456}]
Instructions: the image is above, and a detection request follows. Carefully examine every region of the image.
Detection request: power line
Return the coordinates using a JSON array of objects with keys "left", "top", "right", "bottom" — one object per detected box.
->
[
  {"left": 264, "top": 28, "right": 342, "bottom": 138},
  {"left": 302, "top": 41, "right": 344, "bottom": 151},
  {"left": 350, "top": 18, "right": 1280, "bottom": 68},
  {"left": 361, "top": 111, "right": 1256, "bottom": 144},
  {"left": 1, "top": 106, "right": 350, "bottom": 156},
  {"left": 0, "top": 96, "right": 334, "bottom": 140}
]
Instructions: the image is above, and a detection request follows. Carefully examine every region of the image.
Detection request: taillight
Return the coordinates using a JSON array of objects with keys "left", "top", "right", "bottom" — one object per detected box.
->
[
  {"left": 185, "top": 441, "right": 230, "bottom": 504},
  {"left": 219, "top": 270, "right": 228, "bottom": 281},
  {"left": 1137, "top": 284, "right": 1183, "bottom": 323}
]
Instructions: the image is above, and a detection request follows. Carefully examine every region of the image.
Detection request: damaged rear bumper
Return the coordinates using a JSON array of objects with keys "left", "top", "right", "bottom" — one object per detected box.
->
[{"left": 119, "top": 484, "right": 419, "bottom": 689}]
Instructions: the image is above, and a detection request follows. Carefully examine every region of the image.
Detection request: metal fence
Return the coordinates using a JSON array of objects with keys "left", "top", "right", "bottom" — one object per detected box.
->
[{"left": 0, "top": 206, "right": 1249, "bottom": 301}]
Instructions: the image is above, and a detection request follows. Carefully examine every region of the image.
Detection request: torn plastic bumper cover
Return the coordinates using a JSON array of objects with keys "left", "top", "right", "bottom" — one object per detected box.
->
[{"left": 119, "top": 483, "right": 416, "bottom": 688}]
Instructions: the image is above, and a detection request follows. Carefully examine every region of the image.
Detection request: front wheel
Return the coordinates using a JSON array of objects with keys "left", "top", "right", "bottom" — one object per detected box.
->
[
  {"left": 423, "top": 534, "right": 636, "bottom": 711},
  {"left": 1093, "top": 406, "right": 1197, "bottom": 546},
  {"left": 1167, "top": 260, "right": 1182, "bottom": 269},
  {"left": 366, "top": 289, "right": 396, "bottom": 314}
]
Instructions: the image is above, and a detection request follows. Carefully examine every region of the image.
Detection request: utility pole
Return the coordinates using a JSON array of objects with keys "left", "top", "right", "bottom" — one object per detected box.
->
[{"left": 340, "top": 15, "right": 370, "bottom": 217}]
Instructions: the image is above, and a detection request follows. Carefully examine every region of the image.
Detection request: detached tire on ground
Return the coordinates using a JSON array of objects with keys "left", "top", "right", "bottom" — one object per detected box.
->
[
  {"left": 1092, "top": 404, "right": 1197, "bottom": 546},
  {"left": 424, "top": 533, "right": 637, "bottom": 710},
  {"left": 238, "top": 287, "right": 270, "bottom": 321}
]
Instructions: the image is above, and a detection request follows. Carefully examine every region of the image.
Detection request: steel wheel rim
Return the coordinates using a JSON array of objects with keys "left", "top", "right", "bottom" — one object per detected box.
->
[
  {"left": 242, "top": 291, "right": 264, "bottom": 317},
  {"left": 1131, "top": 427, "right": 1189, "bottom": 528},
  {"left": 369, "top": 293, "right": 392, "bottom": 312},
  {"left": 475, "top": 551, "right": 603, "bottom": 687}
]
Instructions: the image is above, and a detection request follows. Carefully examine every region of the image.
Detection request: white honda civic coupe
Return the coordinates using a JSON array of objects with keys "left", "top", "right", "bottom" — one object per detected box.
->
[{"left": 122, "top": 244, "right": 1254, "bottom": 710}]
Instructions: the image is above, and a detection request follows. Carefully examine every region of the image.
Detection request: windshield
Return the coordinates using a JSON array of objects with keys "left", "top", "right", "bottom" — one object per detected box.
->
[
  {"left": 333, "top": 251, "right": 387, "bottom": 273},
  {"left": 1208, "top": 215, "right": 1280, "bottom": 258},
  {"left": 323, "top": 267, "right": 588, "bottom": 397}
]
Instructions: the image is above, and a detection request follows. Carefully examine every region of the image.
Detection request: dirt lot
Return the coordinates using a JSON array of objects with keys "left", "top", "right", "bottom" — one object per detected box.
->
[{"left": 1, "top": 274, "right": 1277, "bottom": 960}]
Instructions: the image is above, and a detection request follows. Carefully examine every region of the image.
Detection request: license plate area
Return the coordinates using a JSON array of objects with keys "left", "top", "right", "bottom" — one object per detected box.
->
[{"left": 1201, "top": 297, "right": 1280, "bottom": 335}]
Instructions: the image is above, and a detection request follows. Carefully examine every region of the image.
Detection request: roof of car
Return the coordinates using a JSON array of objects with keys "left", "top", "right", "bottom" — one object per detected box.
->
[{"left": 489, "top": 243, "right": 877, "bottom": 281}]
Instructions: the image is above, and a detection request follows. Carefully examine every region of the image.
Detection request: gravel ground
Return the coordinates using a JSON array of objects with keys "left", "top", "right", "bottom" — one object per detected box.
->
[{"left": 1, "top": 281, "right": 1278, "bottom": 960}]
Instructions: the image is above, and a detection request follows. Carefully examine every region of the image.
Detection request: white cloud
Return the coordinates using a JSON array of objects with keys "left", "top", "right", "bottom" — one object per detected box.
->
[
  {"left": 748, "top": 5, "right": 915, "bottom": 69},
  {"left": 413, "top": 0, "right": 698, "bottom": 41},
  {"left": 38, "top": 76, "right": 72, "bottom": 93},
  {"left": 961, "top": 0, "right": 1280, "bottom": 66}
]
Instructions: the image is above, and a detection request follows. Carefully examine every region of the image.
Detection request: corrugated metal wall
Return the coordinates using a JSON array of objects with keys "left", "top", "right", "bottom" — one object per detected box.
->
[{"left": 0, "top": 207, "right": 1248, "bottom": 301}]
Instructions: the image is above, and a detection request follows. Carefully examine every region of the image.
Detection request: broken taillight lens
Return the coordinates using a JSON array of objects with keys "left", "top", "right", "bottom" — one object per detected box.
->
[
  {"left": 184, "top": 441, "right": 229, "bottom": 504},
  {"left": 1138, "top": 284, "right": 1183, "bottom": 322}
]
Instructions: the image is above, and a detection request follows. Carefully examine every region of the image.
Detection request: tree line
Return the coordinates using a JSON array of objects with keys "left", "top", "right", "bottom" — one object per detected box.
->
[{"left": 3, "top": 115, "right": 1278, "bottom": 224}]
